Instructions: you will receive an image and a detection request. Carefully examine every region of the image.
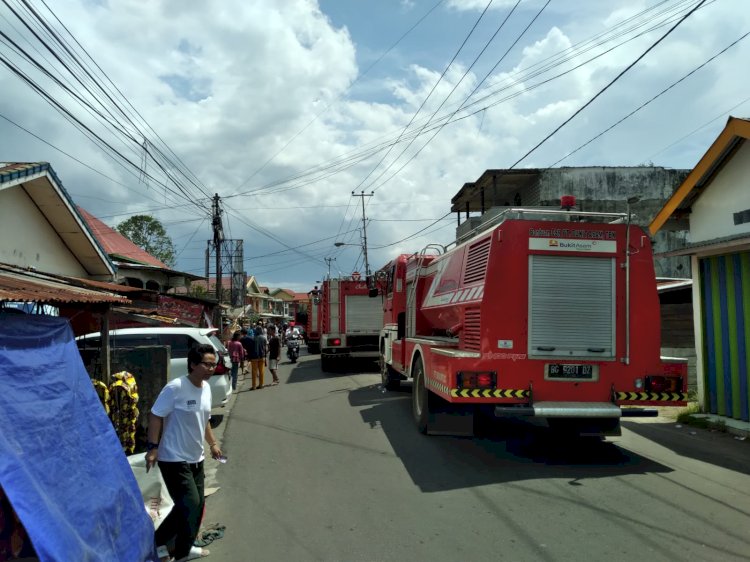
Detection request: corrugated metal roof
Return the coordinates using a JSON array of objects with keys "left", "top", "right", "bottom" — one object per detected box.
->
[
  {"left": 656, "top": 278, "right": 692, "bottom": 293},
  {"left": 71, "top": 277, "right": 145, "bottom": 292},
  {"left": 0, "top": 266, "right": 129, "bottom": 304}
]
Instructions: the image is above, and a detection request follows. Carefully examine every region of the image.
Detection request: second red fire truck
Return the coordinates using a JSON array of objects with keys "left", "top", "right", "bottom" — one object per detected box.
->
[
  {"left": 375, "top": 199, "right": 687, "bottom": 437},
  {"left": 317, "top": 274, "right": 382, "bottom": 372}
]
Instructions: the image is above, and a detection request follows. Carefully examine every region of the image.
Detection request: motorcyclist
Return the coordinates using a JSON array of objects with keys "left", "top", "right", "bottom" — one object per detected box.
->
[
  {"left": 285, "top": 324, "right": 301, "bottom": 362},
  {"left": 284, "top": 324, "right": 301, "bottom": 343}
]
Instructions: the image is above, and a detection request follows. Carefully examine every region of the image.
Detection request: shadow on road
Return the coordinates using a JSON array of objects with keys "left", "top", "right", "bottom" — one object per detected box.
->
[
  {"left": 349, "top": 383, "right": 673, "bottom": 492},
  {"left": 285, "top": 355, "right": 379, "bottom": 384},
  {"left": 622, "top": 420, "right": 750, "bottom": 476}
]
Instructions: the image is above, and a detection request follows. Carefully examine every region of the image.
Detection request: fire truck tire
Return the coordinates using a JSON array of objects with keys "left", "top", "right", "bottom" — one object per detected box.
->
[
  {"left": 412, "top": 357, "right": 434, "bottom": 434},
  {"left": 320, "top": 355, "right": 333, "bottom": 373},
  {"left": 380, "top": 351, "right": 400, "bottom": 391}
]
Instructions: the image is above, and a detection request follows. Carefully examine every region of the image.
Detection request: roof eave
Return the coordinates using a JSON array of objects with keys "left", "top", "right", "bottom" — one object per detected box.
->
[{"left": 649, "top": 117, "right": 750, "bottom": 235}]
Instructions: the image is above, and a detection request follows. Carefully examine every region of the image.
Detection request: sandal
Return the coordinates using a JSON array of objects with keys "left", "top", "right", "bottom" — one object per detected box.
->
[{"left": 173, "top": 546, "right": 210, "bottom": 561}]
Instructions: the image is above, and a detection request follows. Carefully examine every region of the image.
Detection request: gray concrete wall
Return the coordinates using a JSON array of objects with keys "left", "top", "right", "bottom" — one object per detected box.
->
[
  {"left": 538, "top": 167, "right": 691, "bottom": 277},
  {"left": 455, "top": 167, "right": 691, "bottom": 276}
]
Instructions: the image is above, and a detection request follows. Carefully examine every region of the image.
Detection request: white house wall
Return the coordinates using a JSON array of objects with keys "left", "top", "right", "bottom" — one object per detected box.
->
[
  {"left": 0, "top": 187, "right": 88, "bottom": 277},
  {"left": 690, "top": 141, "right": 750, "bottom": 243}
]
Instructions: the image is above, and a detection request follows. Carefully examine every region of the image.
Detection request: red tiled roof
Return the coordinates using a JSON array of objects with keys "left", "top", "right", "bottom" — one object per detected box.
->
[
  {"left": 292, "top": 292, "right": 308, "bottom": 301},
  {"left": 78, "top": 207, "right": 168, "bottom": 268},
  {"left": 190, "top": 277, "right": 235, "bottom": 290}
]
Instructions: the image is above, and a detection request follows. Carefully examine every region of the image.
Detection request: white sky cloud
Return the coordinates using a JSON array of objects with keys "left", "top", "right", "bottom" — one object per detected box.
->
[{"left": 1, "top": 0, "right": 749, "bottom": 292}]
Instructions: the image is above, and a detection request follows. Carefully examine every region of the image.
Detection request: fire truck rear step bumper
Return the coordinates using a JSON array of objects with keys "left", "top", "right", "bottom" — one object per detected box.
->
[{"left": 494, "top": 401, "right": 624, "bottom": 418}]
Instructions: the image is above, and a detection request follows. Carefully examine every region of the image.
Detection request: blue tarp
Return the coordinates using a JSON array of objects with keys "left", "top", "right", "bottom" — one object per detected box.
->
[{"left": 0, "top": 315, "right": 157, "bottom": 562}]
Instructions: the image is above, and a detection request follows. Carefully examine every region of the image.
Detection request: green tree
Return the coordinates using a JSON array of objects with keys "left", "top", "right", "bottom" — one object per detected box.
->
[{"left": 116, "top": 214, "right": 176, "bottom": 267}]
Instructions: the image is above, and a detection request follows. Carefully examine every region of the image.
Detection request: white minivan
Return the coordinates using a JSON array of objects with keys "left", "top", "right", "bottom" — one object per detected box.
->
[{"left": 76, "top": 327, "right": 232, "bottom": 409}]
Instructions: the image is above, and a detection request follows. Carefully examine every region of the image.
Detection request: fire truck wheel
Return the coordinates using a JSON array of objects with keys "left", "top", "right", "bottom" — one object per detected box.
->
[
  {"left": 412, "top": 357, "right": 432, "bottom": 434},
  {"left": 380, "top": 352, "right": 400, "bottom": 390},
  {"left": 320, "top": 355, "right": 332, "bottom": 373}
]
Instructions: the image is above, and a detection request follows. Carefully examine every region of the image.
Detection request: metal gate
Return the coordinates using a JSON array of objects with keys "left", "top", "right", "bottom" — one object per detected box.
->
[{"left": 700, "top": 251, "right": 750, "bottom": 421}]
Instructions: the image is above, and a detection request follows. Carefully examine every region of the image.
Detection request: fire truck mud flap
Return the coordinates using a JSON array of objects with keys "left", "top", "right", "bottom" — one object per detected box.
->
[{"left": 413, "top": 357, "right": 474, "bottom": 437}]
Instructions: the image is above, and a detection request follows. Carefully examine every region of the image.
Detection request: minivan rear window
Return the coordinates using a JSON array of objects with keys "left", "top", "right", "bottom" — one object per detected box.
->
[{"left": 159, "top": 334, "right": 193, "bottom": 359}]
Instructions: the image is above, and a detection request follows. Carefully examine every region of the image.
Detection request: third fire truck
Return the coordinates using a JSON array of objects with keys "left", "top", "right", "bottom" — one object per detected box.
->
[
  {"left": 318, "top": 274, "right": 382, "bottom": 372},
  {"left": 306, "top": 287, "right": 321, "bottom": 354},
  {"left": 376, "top": 199, "right": 687, "bottom": 437}
]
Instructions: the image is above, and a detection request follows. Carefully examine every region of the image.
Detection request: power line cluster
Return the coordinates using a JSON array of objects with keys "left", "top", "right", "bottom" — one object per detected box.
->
[
  {"left": 0, "top": 0, "right": 742, "bottom": 282},
  {"left": 0, "top": 0, "right": 212, "bottom": 218}
]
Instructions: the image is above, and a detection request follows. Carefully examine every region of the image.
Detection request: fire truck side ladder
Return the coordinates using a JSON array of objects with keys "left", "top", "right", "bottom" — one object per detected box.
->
[{"left": 406, "top": 244, "right": 446, "bottom": 341}]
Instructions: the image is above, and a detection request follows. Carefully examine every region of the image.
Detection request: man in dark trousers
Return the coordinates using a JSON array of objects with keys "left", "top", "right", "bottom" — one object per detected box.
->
[
  {"left": 239, "top": 327, "right": 255, "bottom": 378},
  {"left": 146, "top": 343, "right": 223, "bottom": 561}
]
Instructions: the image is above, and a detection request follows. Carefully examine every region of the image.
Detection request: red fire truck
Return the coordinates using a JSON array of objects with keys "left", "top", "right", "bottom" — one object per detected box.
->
[
  {"left": 376, "top": 201, "right": 687, "bottom": 437},
  {"left": 319, "top": 274, "right": 382, "bottom": 372},
  {"left": 306, "top": 287, "right": 321, "bottom": 354}
]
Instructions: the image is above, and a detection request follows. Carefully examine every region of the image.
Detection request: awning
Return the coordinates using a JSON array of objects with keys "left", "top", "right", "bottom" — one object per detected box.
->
[
  {"left": 0, "top": 264, "right": 129, "bottom": 305},
  {"left": 657, "top": 233, "right": 750, "bottom": 257}
]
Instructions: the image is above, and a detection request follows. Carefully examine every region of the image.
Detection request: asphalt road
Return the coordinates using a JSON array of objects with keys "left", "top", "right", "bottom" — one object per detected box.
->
[{"left": 201, "top": 349, "right": 750, "bottom": 562}]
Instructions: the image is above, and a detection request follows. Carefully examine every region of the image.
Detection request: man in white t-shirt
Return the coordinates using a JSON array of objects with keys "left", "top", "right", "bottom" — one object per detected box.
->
[{"left": 146, "top": 343, "right": 223, "bottom": 562}]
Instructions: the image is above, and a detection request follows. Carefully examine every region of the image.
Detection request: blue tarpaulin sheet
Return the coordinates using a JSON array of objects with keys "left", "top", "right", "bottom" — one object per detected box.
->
[{"left": 0, "top": 315, "right": 157, "bottom": 561}]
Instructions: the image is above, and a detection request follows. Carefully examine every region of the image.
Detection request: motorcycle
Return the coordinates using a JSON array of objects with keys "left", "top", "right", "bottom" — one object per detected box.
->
[{"left": 286, "top": 334, "right": 300, "bottom": 363}]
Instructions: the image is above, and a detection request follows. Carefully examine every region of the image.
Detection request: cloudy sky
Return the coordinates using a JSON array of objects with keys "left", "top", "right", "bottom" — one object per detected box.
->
[{"left": 1, "top": 0, "right": 748, "bottom": 291}]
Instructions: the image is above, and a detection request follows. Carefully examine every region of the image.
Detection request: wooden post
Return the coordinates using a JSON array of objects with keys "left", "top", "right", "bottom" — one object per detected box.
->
[{"left": 101, "top": 306, "right": 111, "bottom": 385}]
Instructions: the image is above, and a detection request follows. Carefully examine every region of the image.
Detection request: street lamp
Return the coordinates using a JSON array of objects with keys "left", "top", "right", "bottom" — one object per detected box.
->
[
  {"left": 333, "top": 238, "right": 370, "bottom": 278},
  {"left": 334, "top": 241, "right": 370, "bottom": 276}
]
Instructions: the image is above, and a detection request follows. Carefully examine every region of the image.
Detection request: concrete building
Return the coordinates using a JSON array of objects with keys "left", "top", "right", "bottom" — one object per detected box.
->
[
  {"left": 451, "top": 166, "right": 690, "bottom": 277},
  {"left": 0, "top": 162, "right": 115, "bottom": 281},
  {"left": 650, "top": 117, "right": 750, "bottom": 424}
]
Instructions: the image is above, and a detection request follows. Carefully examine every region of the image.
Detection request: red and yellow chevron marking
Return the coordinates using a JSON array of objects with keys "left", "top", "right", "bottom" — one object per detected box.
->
[
  {"left": 616, "top": 391, "right": 687, "bottom": 402},
  {"left": 451, "top": 388, "right": 529, "bottom": 399}
]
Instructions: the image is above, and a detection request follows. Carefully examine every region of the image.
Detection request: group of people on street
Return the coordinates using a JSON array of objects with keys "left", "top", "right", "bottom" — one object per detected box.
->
[{"left": 226, "top": 321, "right": 281, "bottom": 391}]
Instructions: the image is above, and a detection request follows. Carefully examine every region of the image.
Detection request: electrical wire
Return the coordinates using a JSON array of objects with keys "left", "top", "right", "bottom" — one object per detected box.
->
[
  {"left": 230, "top": 0, "right": 447, "bottom": 196},
  {"left": 508, "top": 0, "right": 707, "bottom": 169},
  {"left": 548, "top": 30, "right": 750, "bottom": 167}
]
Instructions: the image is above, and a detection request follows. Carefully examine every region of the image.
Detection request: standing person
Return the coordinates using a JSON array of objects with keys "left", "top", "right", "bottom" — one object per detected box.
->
[
  {"left": 254, "top": 326, "right": 271, "bottom": 387},
  {"left": 146, "top": 343, "right": 223, "bottom": 562},
  {"left": 226, "top": 330, "right": 245, "bottom": 392},
  {"left": 239, "top": 327, "right": 255, "bottom": 377},
  {"left": 248, "top": 326, "right": 263, "bottom": 390},
  {"left": 267, "top": 325, "right": 281, "bottom": 386}
]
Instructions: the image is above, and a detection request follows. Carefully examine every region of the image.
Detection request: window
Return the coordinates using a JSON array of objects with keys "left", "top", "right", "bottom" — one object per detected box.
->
[
  {"left": 111, "top": 334, "right": 159, "bottom": 348},
  {"left": 159, "top": 334, "right": 192, "bottom": 358}
]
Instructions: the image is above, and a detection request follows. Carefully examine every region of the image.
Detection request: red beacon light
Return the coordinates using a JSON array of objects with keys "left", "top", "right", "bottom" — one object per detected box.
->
[{"left": 560, "top": 195, "right": 576, "bottom": 210}]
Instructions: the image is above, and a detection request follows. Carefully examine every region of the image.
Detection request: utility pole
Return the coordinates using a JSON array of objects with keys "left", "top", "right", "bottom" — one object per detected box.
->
[
  {"left": 212, "top": 193, "right": 223, "bottom": 328},
  {"left": 352, "top": 191, "right": 373, "bottom": 276},
  {"left": 324, "top": 257, "right": 336, "bottom": 279}
]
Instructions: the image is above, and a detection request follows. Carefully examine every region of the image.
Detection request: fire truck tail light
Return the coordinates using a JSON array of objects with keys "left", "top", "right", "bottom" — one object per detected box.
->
[
  {"left": 477, "top": 373, "right": 493, "bottom": 387},
  {"left": 327, "top": 338, "right": 341, "bottom": 346},
  {"left": 646, "top": 375, "right": 681, "bottom": 392},
  {"left": 457, "top": 371, "right": 496, "bottom": 389}
]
